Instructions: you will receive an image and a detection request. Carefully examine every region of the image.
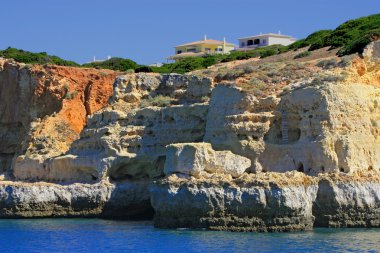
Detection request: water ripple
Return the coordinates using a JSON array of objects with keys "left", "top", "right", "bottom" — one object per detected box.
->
[{"left": 0, "top": 219, "right": 378, "bottom": 253}]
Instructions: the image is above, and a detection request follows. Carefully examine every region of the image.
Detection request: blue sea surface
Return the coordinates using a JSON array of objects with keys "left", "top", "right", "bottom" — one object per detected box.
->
[{"left": 0, "top": 219, "right": 378, "bottom": 253}]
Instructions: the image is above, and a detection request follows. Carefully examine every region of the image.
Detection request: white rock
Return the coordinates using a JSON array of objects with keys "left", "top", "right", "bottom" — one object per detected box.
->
[{"left": 164, "top": 142, "right": 251, "bottom": 178}]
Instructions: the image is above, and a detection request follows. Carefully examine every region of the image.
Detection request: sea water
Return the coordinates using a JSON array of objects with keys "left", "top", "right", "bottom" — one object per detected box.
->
[{"left": 0, "top": 219, "right": 378, "bottom": 252}]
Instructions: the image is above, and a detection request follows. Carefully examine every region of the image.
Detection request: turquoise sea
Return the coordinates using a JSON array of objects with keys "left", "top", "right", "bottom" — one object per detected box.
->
[{"left": 0, "top": 219, "right": 378, "bottom": 253}]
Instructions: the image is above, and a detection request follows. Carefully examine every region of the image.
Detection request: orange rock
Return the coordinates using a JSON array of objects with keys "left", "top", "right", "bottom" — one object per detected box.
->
[
  {"left": 352, "top": 57, "right": 367, "bottom": 76},
  {"left": 30, "top": 65, "right": 119, "bottom": 135}
]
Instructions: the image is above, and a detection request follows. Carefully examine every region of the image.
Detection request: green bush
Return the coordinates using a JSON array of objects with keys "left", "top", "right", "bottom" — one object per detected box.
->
[
  {"left": 0, "top": 47, "right": 78, "bottom": 66},
  {"left": 82, "top": 57, "right": 138, "bottom": 71},
  {"left": 135, "top": 66, "right": 153, "bottom": 73},
  {"left": 64, "top": 90, "right": 78, "bottom": 99},
  {"left": 289, "top": 14, "right": 380, "bottom": 56},
  {"left": 294, "top": 51, "right": 312, "bottom": 59},
  {"left": 140, "top": 95, "right": 172, "bottom": 107},
  {"left": 242, "top": 65, "right": 256, "bottom": 74},
  {"left": 239, "top": 77, "right": 267, "bottom": 96},
  {"left": 288, "top": 30, "right": 333, "bottom": 51},
  {"left": 310, "top": 73, "right": 347, "bottom": 86},
  {"left": 316, "top": 59, "right": 338, "bottom": 69}
]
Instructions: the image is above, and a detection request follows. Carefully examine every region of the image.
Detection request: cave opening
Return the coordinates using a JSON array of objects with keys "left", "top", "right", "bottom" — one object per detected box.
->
[{"left": 297, "top": 163, "right": 304, "bottom": 173}]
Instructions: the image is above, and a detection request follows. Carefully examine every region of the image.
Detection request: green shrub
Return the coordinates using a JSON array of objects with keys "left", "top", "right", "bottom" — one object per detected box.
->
[
  {"left": 310, "top": 73, "right": 347, "bottom": 86},
  {"left": 126, "top": 69, "right": 135, "bottom": 74},
  {"left": 140, "top": 95, "right": 172, "bottom": 107},
  {"left": 135, "top": 66, "right": 153, "bottom": 73},
  {"left": 223, "top": 70, "right": 244, "bottom": 80},
  {"left": 82, "top": 57, "right": 138, "bottom": 71},
  {"left": 0, "top": 47, "right": 79, "bottom": 66},
  {"left": 64, "top": 90, "right": 78, "bottom": 100},
  {"left": 294, "top": 51, "right": 312, "bottom": 59},
  {"left": 243, "top": 65, "right": 256, "bottom": 74},
  {"left": 239, "top": 77, "right": 267, "bottom": 96},
  {"left": 288, "top": 30, "right": 333, "bottom": 51},
  {"left": 288, "top": 14, "right": 380, "bottom": 56},
  {"left": 316, "top": 59, "right": 338, "bottom": 69}
]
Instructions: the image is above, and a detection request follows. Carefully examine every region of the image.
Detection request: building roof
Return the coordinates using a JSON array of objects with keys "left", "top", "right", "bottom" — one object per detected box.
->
[
  {"left": 238, "top": 33, "right": 297, "bottom": 40},
  {"left": 175, "top": 39, "right": 235, "bottom": 48}
]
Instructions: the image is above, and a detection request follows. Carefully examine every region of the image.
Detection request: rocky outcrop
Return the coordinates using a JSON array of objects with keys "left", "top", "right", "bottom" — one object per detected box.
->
[
  {"left": 1, "top": 42, "right": 380, "bottom": 232},
  {"left": 203, "top": 82, "right": 380, "bottom": 175},
  {"left": 151, "top": 173, "right": 317, "bottom": 232},
  {"left": 313, "top": 177, "right": 380, "bottom": 227},
  {"left": 151, "top": 172, "right": 380, "bottom": 231},
  {"left": 164, "top": 143, "right": 251, "bottom": 178},
  {"left": 12, "top": 74, "right": 211, "bottom": 183},
  {"left": 112, "top": 73, "right": 212, "bottom": 103},
  {"left": 0, "top": 180, "right": 152, "bottom": 219},
  {"left": 0, "top": 58, "right": 117, "bottom": 176},
  {"left": 149, "top": 42, "right": 380, "bottom": 231}
]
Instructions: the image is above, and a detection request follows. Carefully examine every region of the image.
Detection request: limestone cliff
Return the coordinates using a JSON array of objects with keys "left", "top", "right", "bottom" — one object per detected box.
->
[
  {"left": 0, "top": 58, "right": 118, "bottom": 178},
  {"left": 0, "top": 42, "right": 380, "bottom": 231},
  {"left": 151, "top": 172, "right": 380, "bottom": 231}
]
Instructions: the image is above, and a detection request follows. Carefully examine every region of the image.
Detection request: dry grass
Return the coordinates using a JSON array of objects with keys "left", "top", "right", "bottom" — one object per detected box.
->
[{"left": 163, "top": 169, "right": 380, "bottom": 189}]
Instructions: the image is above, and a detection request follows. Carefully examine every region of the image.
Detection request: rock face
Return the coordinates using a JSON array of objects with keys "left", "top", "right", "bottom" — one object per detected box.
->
[
  {"left": 0, "top": 180, "right": 152, "bottom": 219},
  {"left": 151, "top": 172, "right": 380, "bottom": 231},
  {"left": 112, "top": 73, "right": 212, "bottom": 103},
  {"left": 1, "top": 42, "right": 380, "bottom": 231},
  {"left": 204, "top": 83, "right": 380, "bottom": 175},
  {"left": 13, "top": 74, "right": 211, "bottom": 183},
  {"left": 164, "top": 143, "right": 251, "bottom": 178},
  {"left": 313, "top": 179, "right": 380, "bottom": 227},
  {"left": 12, "top": 73, "right": 211, "bottom": 183},
  {"left": 151, "top": 175, "right": 317, "bottom": 232},
  {"left": 0, "top": 58, "right": 117, "bottom": 176}
]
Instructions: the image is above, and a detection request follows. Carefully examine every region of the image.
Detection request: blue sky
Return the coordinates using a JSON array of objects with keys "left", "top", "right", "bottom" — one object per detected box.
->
[{"left": 1, "top": 0, "right": 378, "bottom": 64}]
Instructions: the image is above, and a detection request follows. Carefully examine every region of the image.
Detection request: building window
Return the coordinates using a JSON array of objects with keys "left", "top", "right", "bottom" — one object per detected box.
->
[
  {"left": 187, "top": 48, "right": 196, "bottom": 52},
  {"left": 241, "top": 42, "right": 245, "bottom": 47},
  {"left": 254, "top": 39, "right": 260, "bottom": 45},
  {"left": 262, "top": 39, "right": 266, "bottom": 44},
  {"left": 247, "top": 40, "right": 253, "bottom": 46},
  {"left": 205, "top": 48, "right": 211, "bottom": 52},
  {"left": 177, "top": 50, "right": 182, "bottom": 54}
]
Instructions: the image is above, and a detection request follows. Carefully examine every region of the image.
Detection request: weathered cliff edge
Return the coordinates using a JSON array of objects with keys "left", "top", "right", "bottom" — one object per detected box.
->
[
  {"left": 151, "top": 172, "right": 380, "bottom": 231},
  {"left": 0, "top": 42, "right": 380, "bottom": 231},
  {"left": 0, "top": 180, "right": 152, "bottom": 219}
]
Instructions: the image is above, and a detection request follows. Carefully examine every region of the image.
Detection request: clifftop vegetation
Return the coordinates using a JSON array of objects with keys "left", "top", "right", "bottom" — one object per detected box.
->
[
  {"left": 0, "top": 47, "right": 79, "bottom": 66},
  {"left": 289, "top": 14, "right": 380, "bottom": 56},
  {"left": 1, "top": 14, "right": 379, "bottom": 73}
]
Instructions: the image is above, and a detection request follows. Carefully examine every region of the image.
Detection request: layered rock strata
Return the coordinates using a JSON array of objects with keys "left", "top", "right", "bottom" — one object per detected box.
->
[
  {"left": 151, "top": 172, "right": 380, "bottom": 231},
  {"left": 0, "top": 180, "right": 152, "bottom": 219},
  {"left": 0, "top": 58, "right": 117, "bottom": 175},
  {"left": 164, "top": 143, "right": 251, "bottom": 178},
  {"left": 0, "top": 42, "right": 380, "bottom": 231}
]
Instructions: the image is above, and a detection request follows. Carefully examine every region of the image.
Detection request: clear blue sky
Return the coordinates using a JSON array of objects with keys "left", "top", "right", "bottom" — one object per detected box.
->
[{"left": 1, "top": 0, "right": 378, "bottom": 64}]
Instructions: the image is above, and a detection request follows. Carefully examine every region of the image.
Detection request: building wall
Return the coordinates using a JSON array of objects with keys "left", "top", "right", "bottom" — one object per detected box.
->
[
  {"left": 175, "top": 45, "right": 202, "bottom": 54},
  {"left": 175, "top": 44, "right": 234, "bottom": 55},
  {"left": 268, "top": 37, "right": 296, "bottom": 46},
  {"left": 238, "top": 36, "right": 296, "bottom": 48},
  {"left": 238, "top": 37, "right": 269, "bottom": 48}
]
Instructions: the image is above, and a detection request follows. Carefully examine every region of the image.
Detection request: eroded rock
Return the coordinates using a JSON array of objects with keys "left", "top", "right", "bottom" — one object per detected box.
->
[{"left": 164, "top": 142, "right": 251, "bottom": 178}]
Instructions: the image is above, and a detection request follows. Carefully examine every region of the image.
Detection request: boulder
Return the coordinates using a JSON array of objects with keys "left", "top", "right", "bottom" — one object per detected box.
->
[{"left": 164, "top": 143, "right": 251, "bottom": 178}]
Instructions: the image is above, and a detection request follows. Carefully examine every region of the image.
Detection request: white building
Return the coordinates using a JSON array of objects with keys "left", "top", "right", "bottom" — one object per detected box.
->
[{"left": 237, "top": 33, "right": 297, "bottom": 50}]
